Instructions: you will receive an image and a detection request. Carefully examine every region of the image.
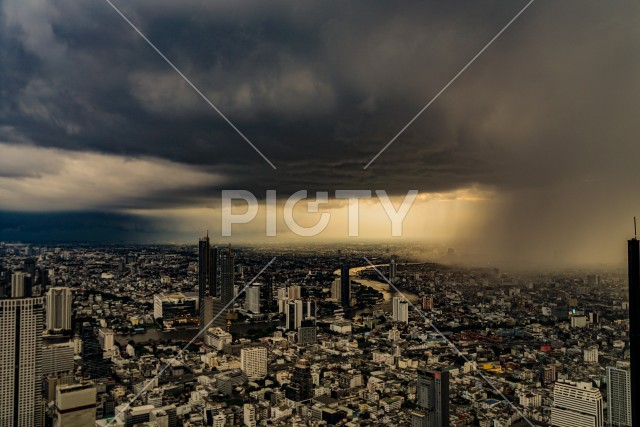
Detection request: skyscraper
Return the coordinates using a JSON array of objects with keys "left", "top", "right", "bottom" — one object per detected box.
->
[
  {"left": 551, "top": 380, "right": 603, "bottom": 427},
  {"left": 628, "top": 232, "right": 639, "bottom": 427},
  {"left": 46, "top": 287, "right": 72, "bottom": 331},
  {"left": 393, "top": 297, "right": 409, "bottom": 324},
  {"left": 607, "top": 366, "right": 632, "bottom": 426},
  {"left": 245, "top": 284, "right": 261, "bottom": 314},
  {"left": 0, "top": 297, "right": 44, "bottom": 427},
  {"left": 389, "top": 257, "right": 397, "bottom": 281},
  {"left": 412, "top": 370, "right": 449, "bottom": 427},
  {"left": 286, "top": 359, "right": 313, "bottom": 403},
  {"left": 220, "top": 245, "right": 235, "bottom": 305},
  {"left": 11, "top": 271, "right": 30, "bottom": 298},
  {"left": 286, "top": 300, "right": 303, "bottom": 330},
  {"left": 340, "top": 264, "right": 350, "bottom": 307},
  {"left": 199, "top": 234, "right": 211, "bottom": 326}
]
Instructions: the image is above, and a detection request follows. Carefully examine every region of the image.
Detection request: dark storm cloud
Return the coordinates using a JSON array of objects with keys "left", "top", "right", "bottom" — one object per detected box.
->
[{"left": 1, "top": 0, "right": 639, "bottom": 263}]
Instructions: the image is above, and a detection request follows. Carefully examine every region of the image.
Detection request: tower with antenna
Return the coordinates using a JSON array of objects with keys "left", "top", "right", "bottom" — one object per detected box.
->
[{"left": 628, "top": 217, "right": 639, "bottom": 427}]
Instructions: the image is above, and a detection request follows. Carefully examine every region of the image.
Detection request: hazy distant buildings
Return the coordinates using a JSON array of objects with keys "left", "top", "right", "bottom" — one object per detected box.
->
[
  {"left": 46, "top": 287, "right": 72, "bottom": 331},
  {"left": 412, "top": 370, "right": 449, "bottom": 427},
  {"left": 551, "top": 380, "right": 603, "bottom": 427},
  {"left": 607, "top": 366, "right": 632, "bottom": 426},
  {"left": 0, "top": 297, "right": 44, "bottom": 427},
  {"left": 393, "top": 297, "right": 409, "bottom": 324}
]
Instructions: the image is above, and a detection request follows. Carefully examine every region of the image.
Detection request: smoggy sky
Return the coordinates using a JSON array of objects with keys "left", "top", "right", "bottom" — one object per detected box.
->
[{"left": 1, "top": 0, "right": 639, "bottom": 266}]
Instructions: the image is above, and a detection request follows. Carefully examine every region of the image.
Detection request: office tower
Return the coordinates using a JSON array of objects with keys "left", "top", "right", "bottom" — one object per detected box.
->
[
  {"left": 220, "top": 245, "right": 235, "bottom": 305},
  {"left": 11, "top": 271, "right": 30, "bottom": 298},
  {"left": 286, "top": 300, "right": 303, "bottom": 330},
  {"left": 393, "top": 297, "right": 409, "bottom": 323},
  {"left": 209, "top": 245, "right": 218, "bottom": 296},
  {"left": 263, "top": 274, "right": 274, "bottom": 312},
  {"left": 304, "top": 299, "right": 317, "bottom": 321},
  {"left": 245, "top": 284, "right": 261, "bottom": 314},
  {"left": 0, "top": 297, "right": 44, "bottom": 427},
  {"left": 23, "top": 258, "right": 36, "bottom": 282},
  {"left": 53, "top": 382, "right": 96, "bottom": 427},
  {"left": 607, "top": 366, "right": 632, "bottom": 426},
  {"left": 412, "top": 370, "right": 449, "bottom": 427},
  {"left": 153, "top": 293, "right": 198, "bottom": 327},
  {"left": 240, "top": 347, "right": 267, "bottom": 380},
  {"left": 46, "top": 287, "right": 72, "bottom": 331},
  {"left": 628, "top": 232, "right": 639, "bottom": 427},
  {"left": 340, "top": 264, "right": 350, "bottom": 307},
  {"left": 78, "top": 320, "right": 111, "bottom": 380},
  {"left": 37, "top": 268, "right": 50, "bottom": 295},
  {"left": 389, "top": 257, "right": 397, "bottom": 281},
  {"left": 286, "top": 359, "right": 313, "bottom": 403},
  {"left": 551, "top": 380, "right": 603, "bottom": 427},
  {"left": 198, "top": 234, "right": 210, "bottom": 326},
  {"left": 42, "top": 341, "right": 75, "bottom": 376},
  {"left": 331, "top": 278, "right": 341, "bottom": 301}
]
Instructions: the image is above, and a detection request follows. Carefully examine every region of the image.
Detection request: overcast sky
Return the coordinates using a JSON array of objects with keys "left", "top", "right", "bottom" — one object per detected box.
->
[{"left": 1, "top": 0, "right": 639, "bottom": 266}]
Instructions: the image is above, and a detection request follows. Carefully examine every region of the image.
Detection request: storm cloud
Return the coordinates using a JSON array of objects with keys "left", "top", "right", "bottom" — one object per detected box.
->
[{"left": 1, "top": 0, "right": 639, "bottom": 264}]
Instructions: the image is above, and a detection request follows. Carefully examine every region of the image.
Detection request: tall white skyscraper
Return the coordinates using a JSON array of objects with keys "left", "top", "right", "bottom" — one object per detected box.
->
[
  {"left": 0, "top": 297, "right": 44, "bottom": 427},
  {"left": 46, "top": 287, "right": 72, "bottom": 331},
  {"left": 240, "top": 347, "right": 268, "bottom": 380},
  {"left": 551, "top": 380, "right": 603, "bottom": 427},
  {"left": 607, "top": 366, "right": 631, "bottom": 426},
  {"left": 245, "top": 285, "right": 261, "bottom": 314},
  {"left": 393, "top": 297, "right": 409, "bottom": 324}
]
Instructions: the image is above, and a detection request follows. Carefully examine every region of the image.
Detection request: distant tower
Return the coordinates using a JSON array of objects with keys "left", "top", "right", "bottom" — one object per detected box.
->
[
  {"left": 220, "top": 245, "right": 235, "bottom": 305},
  {"left": 393, "top": 297, "right": 409, "bottom": 324},
  {"left": 209, "top": 246, "right": 218, "bottom": 297},
  {"left": 245, "top": 285, "right": 261, "bottom": 314},
  {"left": 0, "top": 297, "right": 44, "bottom": 427},
  {"left": 628, "top": 222, "right": 639, "bottom": 427},
  {"left": 412, "top": 370, "right": 449, "bottom": 427},
  {"left": 340, "top": 264, "right": 350, "bottom": 308},
  {"left": 198, "top": 234, "right": 211, "bottom": 326},
  {"left": 389, "top": 257, "right": 397, "bottom": 281},
  {"left": 46, "top": 287, "right": 73, "bottom": 331}
]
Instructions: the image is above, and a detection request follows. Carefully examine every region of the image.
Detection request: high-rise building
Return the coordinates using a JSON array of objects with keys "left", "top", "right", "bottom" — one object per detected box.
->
[
  {"left": 0, "top": 297, "right": 44, "bottom": 427},
  {"left": 46, "top": 287, "right": 72, "bottom": 331},
  {"left": 551, "top": 380, "right": 603, "bottom": 427},
  {"left": 340, "top": 264, "right": 350, "bottom": 307},
  {"left": 607, "top": 366, "right": 632, "bottom": 426},
  {"left": 243, "top": 403, "right": 257, "bottom": 427},
  {"left": 393, "top": 297, "right": 409, "bottom": 324},
  {"left": 42, "top": 341, "right": 75, "bottom": 376},
  {"left": 422, "top": 295, "right": 434, "bottom": 311},
  {"left": 286, "top": 300, "right": 303, "bottom": 330},
  {"left": 542, "top": 365, "right": 557, "bottom": 386},
  {"left": 153, "top": 293, "right": 198, "bottom": 327},
  {"left": 389, "top": 257, "right": 397, "bottom": 281},
  {"left": 240, "top": 347, "right": 267, "bottom": 380},
  {"left": 11, "top": 271, "right": 30, "bottom": 298},
  {"left": 53, "top": 382, "right": 97, "bottom": 427},
  {"left": 298, "top": 326, "right": 317, "bottom": 346},
  {"left": 286, "top": 359, "right": 313, "bottom": 403},
  {"left": 628, "top": 233, "right": 639, "bottom": 427},
  {"left": 245, "top": 284, "right": 261, "bottom": 314},
  {"left": 220, "top": 245, "right": 235, "bottom": 305},
  {"left": 411, "top": 370, "right": 449, "bottom": 427},
  {"left": 288, "top": 285, "right": 302, "bottom": 300},
  {"left": 262, "top": 274, "right": 274, "bottom": 312}
]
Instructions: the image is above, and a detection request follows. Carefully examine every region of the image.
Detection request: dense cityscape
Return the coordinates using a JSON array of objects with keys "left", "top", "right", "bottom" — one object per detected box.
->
[{"left": 0, "top": 236, "right": 635, "bottom": 426}]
